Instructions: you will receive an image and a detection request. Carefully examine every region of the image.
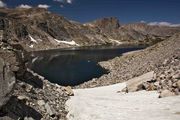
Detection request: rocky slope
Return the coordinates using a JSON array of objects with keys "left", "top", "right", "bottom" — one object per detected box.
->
[
  {"left": 76, "top": 33, "right": 180, "bottom": 89},
  {"left": 0, "top": 49, "right": 17, "bottom": 110},
  {"left": 0, "top": 43, "right": 72, "bottom": 120},
  {"left": 135, "top": 52, "right": 180, "bottom": 97},
  {"left": 0, "top": 8, "right": 180, "bottom": 51}
]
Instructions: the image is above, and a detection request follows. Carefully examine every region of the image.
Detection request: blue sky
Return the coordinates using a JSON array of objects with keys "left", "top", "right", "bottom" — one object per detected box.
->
[{"left": 1, "top": 0, "right": 180, "bottom": 24}]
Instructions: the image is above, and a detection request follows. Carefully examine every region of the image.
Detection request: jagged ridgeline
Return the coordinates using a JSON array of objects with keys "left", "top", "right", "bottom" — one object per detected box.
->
[{"left": 1, "top": 8, "right": 180, "bottom": 51}]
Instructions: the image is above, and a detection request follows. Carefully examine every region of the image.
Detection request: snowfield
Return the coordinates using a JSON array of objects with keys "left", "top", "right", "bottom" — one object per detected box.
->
[
  {"left": 66, "top": 76, "right": 180, "bottom": 120},
  {"left": 54, "top": 39, "right": 79, "bottom": 46},
  {"left": 109, "top": 38, "right": 123, "bottom": 45},
  {"left": 29, "top": 35, "right": 38, "bottom": 43}
]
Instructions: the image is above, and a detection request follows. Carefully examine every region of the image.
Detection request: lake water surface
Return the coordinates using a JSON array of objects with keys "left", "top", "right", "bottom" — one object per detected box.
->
[{"left": 29, "top": 45, "right": 146, "bottom": 86}]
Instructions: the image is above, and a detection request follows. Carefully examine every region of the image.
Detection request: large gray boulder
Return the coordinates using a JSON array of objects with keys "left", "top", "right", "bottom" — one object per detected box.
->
[
  {"left": 122, "top": 71, "right": 155, "bottom": 92},
  {"left": 0, "top": 57, "right": 16, "bottom": 109}
]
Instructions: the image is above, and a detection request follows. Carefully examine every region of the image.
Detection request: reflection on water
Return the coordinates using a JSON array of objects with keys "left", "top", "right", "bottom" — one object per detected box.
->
[{"left": 29, "top": 45, "right": 146, "bottom": 86}]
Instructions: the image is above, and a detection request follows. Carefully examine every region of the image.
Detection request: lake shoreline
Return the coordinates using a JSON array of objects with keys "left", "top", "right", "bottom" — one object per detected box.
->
[
  {"left": 29, "top": 44, "right": 146, "bottom": 86},
  {"left": 75, "top": 33, "right": 180, "bottom": 88}
]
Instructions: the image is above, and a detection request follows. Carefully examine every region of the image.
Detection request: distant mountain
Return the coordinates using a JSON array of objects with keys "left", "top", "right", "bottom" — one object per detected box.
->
[
  {"left": 85, "top": 17, "right": 180, "bottom": 44},
  {"left": 0, "top": 8, "right": 180, "bottom": 51}
]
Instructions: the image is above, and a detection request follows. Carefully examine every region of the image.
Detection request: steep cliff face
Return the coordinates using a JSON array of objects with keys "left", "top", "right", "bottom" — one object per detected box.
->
[
  {"left": 89, "top": 17, "right": 120, "bottom": 32},
  {"left": 0, "top": 49, "right": 18, "bottom": 109}
]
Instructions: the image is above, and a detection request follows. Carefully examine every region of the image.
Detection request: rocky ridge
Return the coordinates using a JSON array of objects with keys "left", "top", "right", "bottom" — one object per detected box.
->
[{"left": 85, "top": 17, "right": 180, "bottom": 44}]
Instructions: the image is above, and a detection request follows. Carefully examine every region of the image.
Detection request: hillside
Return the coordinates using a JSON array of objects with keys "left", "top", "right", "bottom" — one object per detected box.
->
[{"left": 76, "top": 33, "right": 180, "bottom": 88}]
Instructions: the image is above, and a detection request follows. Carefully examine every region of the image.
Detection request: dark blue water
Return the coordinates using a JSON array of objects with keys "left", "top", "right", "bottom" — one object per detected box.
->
[{"left": 29, "top": 45, "right": 146, "bottom": 86}]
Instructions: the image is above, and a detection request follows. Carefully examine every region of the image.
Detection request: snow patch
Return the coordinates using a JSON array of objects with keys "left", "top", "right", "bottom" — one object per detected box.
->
[
  {"left": 54, "top": 39, "right": 79, "bottom": 46},
  {"left": 66, "top": 80, "right": 180, "bottom": 120},
  {"left": 29, "top": 35, "right": 38, "bottom": 43},
  {"left": 148, "top": 22, "right": 180, "bottom": 27},
  {"left": 29, "top": 44, "right": 34, "bottom": 48},
  {"left": 83, "top": 23, "right": 95, "bottom": 27},
  {"left": 109, "top": 38, "right": 123, "bottom": 45},
  {"left": 37, "top": 38, "right": 43, "bottom": 42},
  {"left": 32, "top": 57, "right": 38, "bottom": 63}
]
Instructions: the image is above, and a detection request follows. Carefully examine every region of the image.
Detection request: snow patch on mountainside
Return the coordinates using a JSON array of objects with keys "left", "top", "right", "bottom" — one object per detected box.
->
[
  {"left": 29, "top": 44, "right": 34, "bottom": 48},
  {"left": 54, "top": 39, "right": 79, "bottom": 46},
  {"left": 29, "top": 35, "right": 38, "bottom": 43},
  {"left": 109, "top": 38, "right": 123, "bottom": 44},
  {"left": 83, "top": 23, "right": 95, "bottom": 27},
  {"left": 66, "top": 82, "right": 180, "bottom": 120}
]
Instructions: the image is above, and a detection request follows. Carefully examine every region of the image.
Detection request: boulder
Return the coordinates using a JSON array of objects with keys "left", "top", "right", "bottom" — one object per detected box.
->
[
  {"left": 174, "top": 88, "right": 180, "bottom": 95},
  {"left": 122, "top": 71, "right": 154, "bottom": 92},
  {"left": 62, "top": 86, "right": 74, "bottom": 96},
  {"left": 0, "top": 57, "right": 16, "bottom": 109},
  {"left": 24, "top": 117, "right": 35, "bottom": 120},
  {"left": 172, "top": 72, "right": 180, "bottom": 79},
  {"left": 177, "top": 80, "right": 180, "bottom": 89},
  {"left": 17, "top": 95, "right": 30, "bottom": 101},
  {"left": 37, "top": 100, "right": 45, "bottom": 106},
  {"left": 45, "top": 103, "right": 56, "bottom": 116},
  {"left": 159, "top": 89, "right": 175, "bottom": 98}
]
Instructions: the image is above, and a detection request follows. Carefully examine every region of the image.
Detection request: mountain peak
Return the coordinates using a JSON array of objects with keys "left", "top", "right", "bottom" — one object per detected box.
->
[{"left": 91, "top": 17, "right": 120, "bottom": 29}]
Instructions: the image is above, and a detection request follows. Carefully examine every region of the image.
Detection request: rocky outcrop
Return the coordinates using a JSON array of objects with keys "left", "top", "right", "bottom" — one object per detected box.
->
[
  {"left": 0, "top": 49, "right": 18, "bottom": 109},
  {"left": 121, "top": 71, "right": 155, "bottom": 92},
  {"left": 88, "top": 17, "right": 120, "bottom": 32},
  {"left": 0, "top": 43, "right": 69, "bottom": 119},
  {"left": 0, "top": 58, "right": 15, "bottom": 109},
  {"left": 62, "top": 86, "right": 74, "bottom": 96},
  {"left": 7, "top": 78, "right": 69, "bottom": 120}
]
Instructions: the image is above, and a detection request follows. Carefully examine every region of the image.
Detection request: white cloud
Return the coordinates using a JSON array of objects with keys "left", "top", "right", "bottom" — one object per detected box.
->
[
  {"left": 53, "top": 0, "right": 73, "bottom": 4},
  {"left": 53, "top": 0, "right": 64, "bottom": 2},
  {"left": 148, "top": 22, "right": 180, "bottom": 27},
  {"left": 0, "top": 0, "right": 6, "bottom": 7},
  {"left": 17, "top": 4, "right": 32, "bottom": 9},
  {"left": 38, "top": 4, "right": 50, "bottom": 9},
  {"left": 67, "top": 0, "right": 72, "bottom": 4},
  {"left": 140, "top": 20, "right": 146, "bottom": 23}
]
